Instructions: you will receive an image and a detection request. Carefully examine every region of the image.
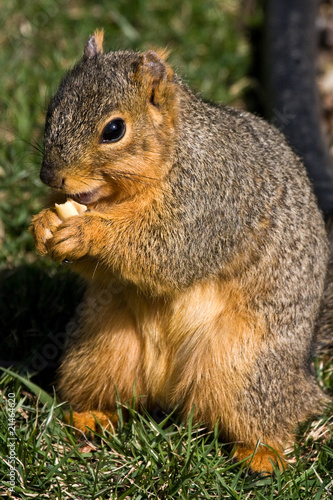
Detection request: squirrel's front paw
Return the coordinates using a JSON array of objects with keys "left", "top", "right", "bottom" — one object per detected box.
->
[
  {"left": 47, "top": 215, "right": 91, "bottom": 262},
  {"left": 30, "top": 208, "right": 62, "bottom": 256}
]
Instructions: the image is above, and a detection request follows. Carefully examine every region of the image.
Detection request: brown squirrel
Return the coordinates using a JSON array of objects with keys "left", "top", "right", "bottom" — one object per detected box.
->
[{"left": 30, "top": 30, "right": 330, "bottom": 474}]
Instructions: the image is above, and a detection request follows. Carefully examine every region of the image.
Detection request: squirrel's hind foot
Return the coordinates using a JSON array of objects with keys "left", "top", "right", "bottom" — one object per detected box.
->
[
  {"left": 65, "top": 410, "right": 118, "bottom": 435},
  {"left": 233, "top": 444, "right": 288, "bottom": 475}
]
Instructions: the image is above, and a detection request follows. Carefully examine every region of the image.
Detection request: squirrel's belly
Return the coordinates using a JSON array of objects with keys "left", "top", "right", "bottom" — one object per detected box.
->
[{"left": 126, "top": 278, "right": 266, "bottom": 409}]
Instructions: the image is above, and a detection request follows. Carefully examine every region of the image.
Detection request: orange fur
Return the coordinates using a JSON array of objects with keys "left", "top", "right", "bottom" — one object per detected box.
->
[
  {"left": 58, "top": 286, "right": 147, "bottom": 412},
  {"left": 166, "top": 280, "right": 267, "bottom": 439},
  {"left": 93, "top": 29, "right": 104, "bottom": 54},
  {"left": 58, "top": 278, "right": 269, "bottom": 450}
]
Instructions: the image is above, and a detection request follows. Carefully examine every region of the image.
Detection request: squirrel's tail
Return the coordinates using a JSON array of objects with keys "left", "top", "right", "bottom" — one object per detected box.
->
[{"left": 315, "top": 218, "right": 333, "bottom": 355}]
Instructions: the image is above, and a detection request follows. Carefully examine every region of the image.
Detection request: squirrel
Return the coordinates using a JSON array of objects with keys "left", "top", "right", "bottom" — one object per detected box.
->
[{"left": 30, "top": 30, "right": 330, "bottom": 474}]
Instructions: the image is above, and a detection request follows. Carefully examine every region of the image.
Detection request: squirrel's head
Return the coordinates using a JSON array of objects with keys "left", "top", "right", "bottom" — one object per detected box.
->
[{"left": 40, "top": 30, "right": 178, "bottom": 204}]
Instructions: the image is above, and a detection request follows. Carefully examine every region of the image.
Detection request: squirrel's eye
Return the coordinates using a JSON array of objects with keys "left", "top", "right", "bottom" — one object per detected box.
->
[{"left": 100, "top": 118, "right": 126, "bottom": 143}]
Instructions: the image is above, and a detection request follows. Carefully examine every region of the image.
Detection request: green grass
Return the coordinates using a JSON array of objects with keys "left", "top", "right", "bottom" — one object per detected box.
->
[
  {"left": 1, "top": 369, "right": 333, "bottom": 499},
  {"left": 1, "top": 0, "right": 333, "bottom": 498}
]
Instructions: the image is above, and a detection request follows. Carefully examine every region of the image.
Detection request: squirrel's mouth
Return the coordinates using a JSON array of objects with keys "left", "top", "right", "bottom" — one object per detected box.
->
[{"left": 70, "top": 189, "right": 100, "bottom": 205}]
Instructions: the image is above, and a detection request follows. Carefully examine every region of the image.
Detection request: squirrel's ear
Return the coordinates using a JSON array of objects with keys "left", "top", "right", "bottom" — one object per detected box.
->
[
  {"left": 84, "top": 29, "right": 104, "bottom": 59},
  {"left": 138, "top": 50, "right": 174, "bottom": 106}
]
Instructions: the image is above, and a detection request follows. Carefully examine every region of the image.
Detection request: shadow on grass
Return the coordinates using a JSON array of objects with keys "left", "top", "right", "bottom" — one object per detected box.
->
[{"left": 0, "top": 263, "right": 85, "bottom": 389}]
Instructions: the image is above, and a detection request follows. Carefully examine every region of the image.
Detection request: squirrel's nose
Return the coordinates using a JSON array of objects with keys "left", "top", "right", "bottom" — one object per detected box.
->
[{"left": 40, "top": 162, "right": 64, "bottom": 189}]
